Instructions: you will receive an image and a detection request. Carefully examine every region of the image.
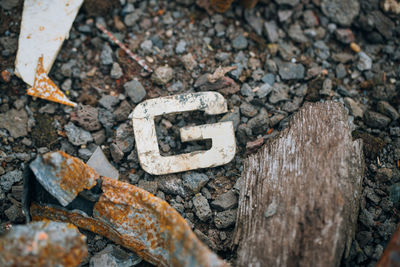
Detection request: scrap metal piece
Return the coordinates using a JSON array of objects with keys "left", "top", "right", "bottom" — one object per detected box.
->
[
  {"left": 131, "top": 92, "right": 236, "bottom": 175},
  {"left": 0, "top": 221, "right": 87, "bottom": 267},
  {"left": 96, "top": 23, "right": 153, "bottom": 73},
  {"left": 15, "top": 0, "right": 84, "bottom": 86},
  {"left": 29, "top": 151, "right": 98, "bottom": 206},
  {"left": 27, "top": 56, "right": 77, "bottom": 107},
  {"left": 87, "top": 146, "right": 119, "bottom": 180},
  {"left": 377, "top": 223, "right": 400, "bottom": 267},
  {"left": 27, "top": 151, "right": 230, "bottom": 267}
]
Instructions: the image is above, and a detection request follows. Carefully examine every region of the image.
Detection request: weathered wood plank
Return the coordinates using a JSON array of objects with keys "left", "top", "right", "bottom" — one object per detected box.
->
[{"left": 233, "top": 101, "right": 364, "bottom": 267}]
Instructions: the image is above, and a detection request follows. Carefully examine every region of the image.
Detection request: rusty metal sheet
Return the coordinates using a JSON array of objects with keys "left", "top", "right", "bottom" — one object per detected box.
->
[
  {"left": 0, "top": 221, "right": 87, "bottom": 267},
  {"left": 377, "top": 223, "right": 400, "bottom": 267},
  {"left": 29, "top": 151, "right": 98, "bottom": 206},
  {"left": 27, "top": 151, "right": 230, "bottom": 267},
  {"left": 131, "top": 92, "right": 236, "bottom": 175}
]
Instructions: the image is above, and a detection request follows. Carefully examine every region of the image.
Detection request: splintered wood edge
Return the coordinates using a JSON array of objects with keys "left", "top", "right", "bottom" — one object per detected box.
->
[{"left": 233, "top": 101, "right": 364, "bottom": 267}]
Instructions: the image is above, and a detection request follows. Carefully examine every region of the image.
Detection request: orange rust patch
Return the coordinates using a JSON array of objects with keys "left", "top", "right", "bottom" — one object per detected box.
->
[
  {"left": 27, "top": 56, "right": 77, "bottom": 107},
  {"left": 42, "top": 151, "right": 98, "bottom": 196}
]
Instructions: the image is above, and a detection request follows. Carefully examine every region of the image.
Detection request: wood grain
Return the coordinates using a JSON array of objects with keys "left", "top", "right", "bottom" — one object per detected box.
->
[{"left": 233, "top": 101, "right": 364, "bottom": 267}]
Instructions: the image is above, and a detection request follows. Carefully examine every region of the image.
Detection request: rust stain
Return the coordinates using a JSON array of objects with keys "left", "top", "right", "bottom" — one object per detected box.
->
[
  {"left": 0, "top": 220, "right": 87, "bottom": 267},
  {"left": 41, "top": 151, "right": 99, "bottom": 200},
  {"left": 29, "top": 152, "right": 230, "bottom": 267},
  {"left": 27, "top": 56, "right": 77, "bottom": 107}
]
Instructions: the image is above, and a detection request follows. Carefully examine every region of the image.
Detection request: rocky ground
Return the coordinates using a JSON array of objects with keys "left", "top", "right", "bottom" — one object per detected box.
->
[{"left": 0, "top": 0, "right": 400, "bottom": 266}]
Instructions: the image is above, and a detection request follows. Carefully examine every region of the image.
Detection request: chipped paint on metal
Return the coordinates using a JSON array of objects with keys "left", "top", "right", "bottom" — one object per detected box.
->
[
  {"left": 29, "top": 152, "right": 230, "bottom": 267},
  {"left": 15, "top": 0, "right": 84, "bottom": 86},
  {"left": 0, "top": 220, "right": 87, "bottom": 267},
  {"left": 131, "top": 92, "right": 236, "bottom": 175},
  {"left": 29, "top": 151, "right": 98, "bottom": 206},
  {"left": 27, "top": 56, "right": 77, "bottom": 107}
]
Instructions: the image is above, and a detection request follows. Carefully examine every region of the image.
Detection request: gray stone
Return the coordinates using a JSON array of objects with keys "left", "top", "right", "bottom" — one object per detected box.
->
[
  {"left": 244, "top": 10, "right": 263, "bottom": 36},
  {"left": 220, "top": 107, "right": 240, "bottom": 130},
  {"left": 275, "top": 0, "right": 299, "bottom": 6},
  {"left": 215, "top": 52, "right": 230, "bottom": 61},
  {"left": 376, "top": 168, "right": 393, "bottom": 182},
  {"left": 0, "top": 170, "right": 23, "bottom": 192},
  {"left": 357, "top": 52, "right": 372, "bottom": 71},
  {"left": 269, "top": 83, "right": 290, "bottom": 104},
  {"left": 99, "top": 95, "right": 119, "bottom": 110},
  {"left": 270, "top": 113, "right": 286, "bottom": 127},
  {"left": 175, "top": 40, "right": 187, "bottom": 54},
  {"left": 336, "top": 63, "right": 347, "bottom": 79},
  {"left": 110, "top": 143, "right": 124, "bottom": 163},
  {"left": 60, "top": 60, "right": 76, "bottom": 77},
  {"left": 364, "top": 111, "right": 391, "bottom": 129},
  {"left": 61, "top": 79, "right": 72, "bottom": 91},
  {"left": 335, "top": 29, "right": 355, "bottom": 44},
  {"left": 167, "top": 81, "right": 184, "bottom": 92},
  {"left": 78, "top": 148, "right": 93, "bottom": 161},
  {"left": 87, "top": 147, "right": 119, "bottom": 180},
  {"left": 5, "top": 204, "right": 24, "bottom": 222},
  {"left": 278, "top": 63, "right": 305, "bottom": 80},
  {"left": 248, "top": 112, "right": 270, "bottom": 135},
  {"left": 140, "top": 40, "right": 153, "bottom": 53},
  {"left": 115, "top": 123, "right": 135, "bottom": 153},
  {"left": 264, "top": 21, "right": 279, "bottom": 43},
  {"left": 137, "top": 181, "right": 158, "bottom": 195},
  {"left": 92, "top": 129, "right": 106, "bottom": 145},
  {"left": 158, "top": 175, "right": 186, "bottom": 196},
  {"left": 261, "top": 74, "right": 275, "bottom": 86},
  {"left": 70, "top": 105, "right": 101, "bottom": 132},
  {"left": 211, "top": 190, "right": 238, "bottom": 211},
  {"left": 99, "top": 108, "right": 115, "bottom": 131},
  {"left": 0, "top": 0, "right": 19, "bottom": 10},
  {"left": 0, "top": 37, "right": 17, "bottom": 53},
  {"left": 90, "top": 244, "right": 142, "bottom": 267},
  {"left": 110, "top": 62, "right": 123, "bottom": 79},
  {"left": 151, "top": 66, "right": 174, "bottom": 85},
  {"left": 377, "top": 101, "right": 399, "bottom": 120},
  {"left": 64, "top": 122, "right": 93, "bottom": 146},
  {"left": 113, "top": 101, "right": 132, "bottom": 122},
  {"left": 303, "top": 10, "right": 319, "bottom": 27},
  {"left": 321, "top": 0, "right": 360, "bottom": 26},
  {"left": 240, "top": 102, "right": 258, "bottom": 117},
  {"left": 256, "top": 83, "right": 273, "bottom": 98},
  {"left": 193, "top": 194, "right": 212, "bottom": 222},
  {"left": 240, "top": 83, "right": 254, "bottom": 97},
  {"left": 182, "top": 172, "right": 210, "bottom": 195},
  {"left": 0, "top": 109, "right": 28, "bottom": 138},
  {"left": 100, "top": 44, "right": 113, "bottom": 65},
  {"left": 288, "top": 24, "right": 308, "bottom": 43},
  {"left": 124, "top": 11, "right": 140, "bottom": 27},
  {"left": 214, "top": 209, "right": 237, "bottom": 229},
  {"left": 124, "top": 80, "right": 146, "bottom": 103},
  {"left": 344, "top": 97, "right": 363, "bottom": 118},
  {"left": 232, "top": 35, "right": 248, "bottom": 50},
  {"left": 181, "top": 53, "right": 197, "bottom": 70}
]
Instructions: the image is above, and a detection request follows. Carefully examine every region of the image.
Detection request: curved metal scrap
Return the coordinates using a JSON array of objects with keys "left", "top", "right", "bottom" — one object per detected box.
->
[
  {"left": 28, "top": 151, "right": 230, "bottom": 267},
  {"left": 0, "top": 221, "right": 87, "bottom": 267},
  {"left": 29, "top": 151, "right": 98, "bottom": 206}
]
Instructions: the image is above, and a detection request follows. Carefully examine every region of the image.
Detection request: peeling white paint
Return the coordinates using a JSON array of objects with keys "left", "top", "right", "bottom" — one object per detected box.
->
[
  {"left": 131, "top": 92, "right": 236, "bottom": 175},
  {"left": 15, "top": 0, "right": 84, "bottom": 86}
]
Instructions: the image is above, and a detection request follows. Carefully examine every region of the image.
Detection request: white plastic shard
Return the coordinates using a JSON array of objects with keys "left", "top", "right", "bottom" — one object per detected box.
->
[
  {"left": 15, "top": 0, "right": 84, "bottom": 86},
  {"left": 131, "top": 92, "right": 236, "bottom": 175}
]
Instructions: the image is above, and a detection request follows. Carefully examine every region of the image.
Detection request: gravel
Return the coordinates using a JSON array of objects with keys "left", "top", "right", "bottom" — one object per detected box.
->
[
  {"left": 193, "top": 194, "right": 212, "bottom": 222},
  {"left": 124, "top": 80, "right": 146, "bottom": 103},
  {"left": 1, "top": 1, "right": 399, "bottom": 266}
]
